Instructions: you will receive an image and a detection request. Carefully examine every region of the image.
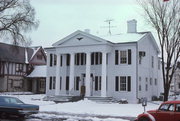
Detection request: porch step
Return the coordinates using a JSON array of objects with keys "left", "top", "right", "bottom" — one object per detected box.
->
[
  {"left": 43, "top": 95, "right": 83, "bottom": 103},
  {"left": 86, "top": 96, "right": 116, "bottom": 103}
]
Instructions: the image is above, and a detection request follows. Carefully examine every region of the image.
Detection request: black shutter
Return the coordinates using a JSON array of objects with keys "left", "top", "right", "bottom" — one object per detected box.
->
[
  {"left": 128, "top": 49, "right": 131, "bottom": 65},
  {"left": 49, "top": 77, "right": 52, "bottom": 90},
  {"left": 50, "top": 54, "right": 53, "bottom": 67},
  {"left": 128, "top": 76, "right": 131, "bottom": 91},
  {"left": 115, "top": 50, "right": 119, "bottom": 65},
  {"left": 60, "top": 56, "right": 63, "bottom": 66},
  {"left": 115, "top": 76, "right": 119, "bottom": 91},
  {"left": 66, "top": 54, "right": 70, "bottom": 66},
  {"left": 95, "top": 76, "right": 98, "bottom": 91},
  {"left": 91, "top": 53, "right": 94, "bottom": 65},
  {"left": 66, "top": 76, "right": 69, "bottom": 90}
]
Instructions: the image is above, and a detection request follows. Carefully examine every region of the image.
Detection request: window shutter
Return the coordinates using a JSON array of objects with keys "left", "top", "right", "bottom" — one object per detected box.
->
[
  {"left": 95, "top": 76, "right": 98, "bottom": 91},
  {"left": 49, "top": 77, "right": 52, "bottom": 90},
  {"left": 50, "top": 54, "right": 53, "bottom": 66},
  {"left": 66, "top": 76, "right": 69, "bottom": 90},
  {"left": 115, "top": 50, "right": 119, "bottom": 65},
  {"left": 128, "top": 76, "right": 131, "bottom": 91},
  {"left": 115, "top": 76, "right": 119, "bottom": 91},
  {"left": 128, "top": 49, "right": 131, "bottom": 65}
]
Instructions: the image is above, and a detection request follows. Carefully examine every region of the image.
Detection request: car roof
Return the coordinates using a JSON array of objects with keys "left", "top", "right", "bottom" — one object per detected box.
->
[
  {"left": 163, "top": 100, "right": 180, "bottom": 104},
  {"left": 0, "top": 96, "right": 17, "bottom": 99}
]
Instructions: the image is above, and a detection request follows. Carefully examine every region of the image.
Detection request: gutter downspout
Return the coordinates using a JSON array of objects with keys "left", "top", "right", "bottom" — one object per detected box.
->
[{"left": 136, "top": 42, "right": 139, "bottom": 102}]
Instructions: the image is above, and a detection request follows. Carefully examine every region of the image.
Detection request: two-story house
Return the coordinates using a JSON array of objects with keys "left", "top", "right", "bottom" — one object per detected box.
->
[
  {"left": 0, "top": 43, "right": 46, "bottom": 93},
  {"left": 45, "top": 19, "right": 161, "bottom": 103}
]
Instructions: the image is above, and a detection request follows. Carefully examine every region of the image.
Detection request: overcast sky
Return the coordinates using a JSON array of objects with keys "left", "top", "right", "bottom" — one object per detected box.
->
[{"left": 28, "top": 0, "right": 154, "bottom": 47}]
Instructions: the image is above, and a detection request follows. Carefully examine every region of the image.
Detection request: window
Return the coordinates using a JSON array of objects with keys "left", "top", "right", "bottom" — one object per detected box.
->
[
  {"left": 115, "top": 50, "right": 131, "bottom": 65},
  {"left": 155, "top": 79, "right": 157, "bottom": 86},
  {"left": 152, "top": 56, "right": 154, "bottom": 68},
  {"left": 16, "top": 64, "right": 23, "bottom": 72},
  {"left": 159, "top": 104, "right": 174, "bottom": 112},
  {"left": 66, "top": 76, "right": 69, "bottom": 90},
  {"left": 53, "top": 77, "right": 56, "bottom": 89},
  {"left": 176, "top": 104, "right": 180, "bottom": 112},
  {"left": 115, "top": 76, "right": 131, "bottom": 92},
  {"left": 159, "top": 104, "right": 170, "bottom": 111},
  {"left": 54, "top": 55, "right": 57, "bottom": 66},
  {"left": 179, "top": 83, "right": 180, "bottom": 89},
  {"left": 120, "top": 76, "right": 126, "bottom": 91},
  {"left": 75, "top": 53, "right": 86, "bottom": 65},
  {"left": 91, "top": 52, "right": 102, "bottom": 65},
  {"left": 75, "top": 76, "right": 80, "bottom": 90},
  {"left": 150, "top": 78, "right": 152, "bottom": 85},
  {"left": 139, "top": 77, "right": 141, "bottom": 91},
  {"left": 39, "top": 80, "right": 45, "bottom": 89},
  {"left": 145, "top": 84, "right": 148, "bottom": 91},
  {"left": 120, "top": 51, "right": 127, "bottom": 64},
  {"left": 95, "top": 76, "right": 101, "bottom": 91}
]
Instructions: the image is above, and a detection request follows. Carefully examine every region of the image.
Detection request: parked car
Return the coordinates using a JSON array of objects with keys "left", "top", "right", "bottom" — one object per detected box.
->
[
  {"left": 0, "top": 96, "right": 39, "bottom": 118},
  {"left": 135, "top": 100, "right": 180, "bottom": 121}
]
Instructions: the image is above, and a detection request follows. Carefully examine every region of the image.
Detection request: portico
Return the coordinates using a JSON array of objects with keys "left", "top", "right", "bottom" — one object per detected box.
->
[{"left": 47, "top": 50, "right": 108, "bottom": 97}]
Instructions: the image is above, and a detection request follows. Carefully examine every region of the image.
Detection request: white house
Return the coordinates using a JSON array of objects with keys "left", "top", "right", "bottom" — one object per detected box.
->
[{"left": 45, "top": 20, "right": 161, "bottom": 103}]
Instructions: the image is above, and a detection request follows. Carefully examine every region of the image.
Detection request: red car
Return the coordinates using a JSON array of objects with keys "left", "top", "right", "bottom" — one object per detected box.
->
[{"left": 136, "top": 100, "right": 180, "bottom": 121}]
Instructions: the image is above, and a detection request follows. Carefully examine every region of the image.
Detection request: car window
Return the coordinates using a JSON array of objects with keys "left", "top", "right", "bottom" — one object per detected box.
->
[
  {"left": 168, "top": 104, "right": 174, "bottom": 111},
  {"left": 176, "top": 104, "right": 180, "bottom": 112},
  {"left": 159, "top": 104, "right": 170, "bottom": 111},
  {"left": 4, "top": 97, "right": 24, "bottom": 104}
]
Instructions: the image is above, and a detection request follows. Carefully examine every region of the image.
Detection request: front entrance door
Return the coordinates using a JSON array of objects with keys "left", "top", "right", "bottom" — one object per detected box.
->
[{"left": 80, "top": 74, "right": 86, "bottom": 97}]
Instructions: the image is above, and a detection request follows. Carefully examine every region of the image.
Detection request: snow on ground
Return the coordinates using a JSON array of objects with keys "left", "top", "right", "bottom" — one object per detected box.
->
[{"left": 0, "top": 94, "right": 161, "bottom": 121}]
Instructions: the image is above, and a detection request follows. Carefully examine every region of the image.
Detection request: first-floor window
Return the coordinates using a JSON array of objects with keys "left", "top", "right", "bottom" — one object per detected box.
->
[
  {"left": 154, "top": 79, "right": 157, "bottom": 86},
  {"left": 115, "top": 76, "right": 131, "bottom": 92},
  {"left": 53, "top": 77, "right": 56, "bottom": 89},
  {"left": 95, "top": 76, "right": 101, "bottom": 91},
  {"left": 75, "top": 76, "right": 80, "bottom": 90},
  {"left": 60, "top": 77, "right": 62, "bottom": 90},
  {"left": 120, "top": 77, "right": 126, "bottom": 91}
]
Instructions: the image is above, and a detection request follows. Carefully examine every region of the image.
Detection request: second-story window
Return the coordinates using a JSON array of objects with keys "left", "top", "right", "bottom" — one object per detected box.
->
[
  {"left": 54, "top": 55, "right": 57, "bottom": 66},
  {"left": 91, "top": 52, "right": 102, "bottom": 65},
  {"left": 120, "top": 51, "right": 127, "bottom": 64},
  {"left": 75, "top": 53, "right": 86, "bottom": 65},
  {"left": 152, "top": 56, "right": 154, "bottom": 68},
  {"left": 16, "top": 64, "right": 23, "bottom": 72},
  {"left": 115, "top": 49, "right": 131, "bottom": 65}
]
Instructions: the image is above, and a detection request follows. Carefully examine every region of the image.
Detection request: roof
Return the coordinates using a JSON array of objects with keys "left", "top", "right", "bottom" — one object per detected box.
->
[
  {"left": 163, "top": 100, "right": 180, "bottom": 104},
  {"left": 0, "top": 42, "right": 33, "bottom": 63},
  {"left": 100, "top": 33, "right": 146, "bottom": 43},
  {"left": 27, "top": 65, "right": 46, "bottom": 77}
]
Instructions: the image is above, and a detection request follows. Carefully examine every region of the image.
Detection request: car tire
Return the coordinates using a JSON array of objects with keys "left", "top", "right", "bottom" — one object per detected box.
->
[
  {"left": 0, "top": 112, "right": 8, "bottom": 119},
  {"left": 139, "top": 117, "right": 150, "bottom": 121}
]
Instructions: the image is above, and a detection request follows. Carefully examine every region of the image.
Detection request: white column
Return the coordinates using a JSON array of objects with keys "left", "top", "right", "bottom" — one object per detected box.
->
[
  {"left": 85, "top": 52, "right": 91, "bottom": 97},
  {"left": 69, "top": 53, "right": 75, "bottom": 95},
  {"left": 55, "top": 54, "right": 60, "bottom": 95},
  {"left": 46, "top": 53, "right": 50, "bottom": 94},
  {"left": 101, "top": 52, "right": 107, "bottom": 97}
]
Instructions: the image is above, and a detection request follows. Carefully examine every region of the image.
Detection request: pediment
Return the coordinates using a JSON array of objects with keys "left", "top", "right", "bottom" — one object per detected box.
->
[{"left": 52, "top": 30, "right": 108, "bottom": 47}]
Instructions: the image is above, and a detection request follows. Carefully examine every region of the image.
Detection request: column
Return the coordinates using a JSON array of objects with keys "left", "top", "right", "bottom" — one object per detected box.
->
[
  {"left": 55, "top": 54, "right": 60, "bottom": 95},
  {"left": 101, "top": 52, "right": 107, "bottom": 97},
  {"left": 69, "top": 53, "right": 75, "bottom": 95},
  {"left": 62, "top": 54, "right": 67, "bottom": 94},
  {"left": 85, "top": 52, "right": 91, "bottom": 97},
  {"left": 46, "top": 53, "right": 50, "bottom": 94}
]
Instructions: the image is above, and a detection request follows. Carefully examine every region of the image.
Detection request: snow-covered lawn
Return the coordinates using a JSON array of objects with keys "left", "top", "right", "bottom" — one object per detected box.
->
[{"left": 0, "top": 94, "right": 161, "bottom": 121}]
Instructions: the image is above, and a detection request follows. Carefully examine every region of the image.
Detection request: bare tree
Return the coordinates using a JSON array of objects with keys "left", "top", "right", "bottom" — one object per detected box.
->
[
  {"left": 0, "top": 0, "right": 39, "bottom": 45},
  {"left": 138, "top": 0, "right": 180, "bottom": 101}
]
